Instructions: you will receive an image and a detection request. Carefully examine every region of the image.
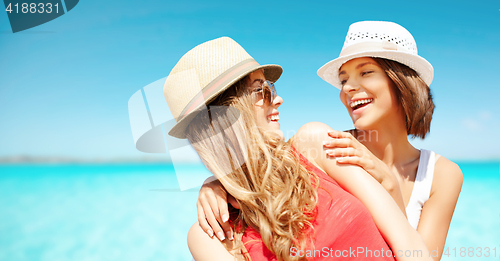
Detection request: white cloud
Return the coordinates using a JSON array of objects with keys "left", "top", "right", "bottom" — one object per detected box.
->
[
  {"left": 461, "top": 118, "right": 481, "bottom": 131},
  {"left": 461, "top": 110, "right": 495, "bottom": 132},
  {"left": 479, "top": 110, "right": 492, "bottom": 121}
]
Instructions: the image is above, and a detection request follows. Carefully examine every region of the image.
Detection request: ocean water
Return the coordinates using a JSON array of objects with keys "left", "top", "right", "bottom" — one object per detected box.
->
[
  {"left": 0, "top": 162, "right": 498, "bottom": 261},
  {"left": 441, "top": 162, "right": 500, "bottom": 261}
]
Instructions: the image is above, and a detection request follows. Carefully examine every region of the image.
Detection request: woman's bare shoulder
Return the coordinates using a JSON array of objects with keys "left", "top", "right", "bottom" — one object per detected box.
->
[
  {"left": 292, "top": 122, "right": 335, "bottom": 154},
  {"left": 432, "top": 155, "right": 463, "bottom": 195}
]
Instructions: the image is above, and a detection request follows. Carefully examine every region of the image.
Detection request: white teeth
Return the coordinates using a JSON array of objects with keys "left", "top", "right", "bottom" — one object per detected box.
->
[
  {"left": 267, "top": 115, "right": 279, "bottom": 121},
  {"left": 350, "top": 99, "right": 373, "bottom": 108}
]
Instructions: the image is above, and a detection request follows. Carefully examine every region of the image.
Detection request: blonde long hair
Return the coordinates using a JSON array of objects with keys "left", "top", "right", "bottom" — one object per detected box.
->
[{"left": 186, "top": 75, "right": 318, "bottom": 260}]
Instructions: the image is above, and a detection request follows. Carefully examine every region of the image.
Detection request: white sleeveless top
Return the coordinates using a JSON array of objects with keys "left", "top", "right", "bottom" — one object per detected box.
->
[{"left": 405, "top": 149, "right": 439, "bottom": 229}]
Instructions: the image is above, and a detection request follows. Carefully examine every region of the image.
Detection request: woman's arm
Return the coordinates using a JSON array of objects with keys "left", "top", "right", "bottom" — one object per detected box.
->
[
  {"left": 293, "top": 122, "right": 432, "bottom": 261},
  {"left": 323, "top": 130, "right": 463, "bottom": 261},
  {"left": 416, "top": 157, "right": 463, "bottom": 261},
  {"left": 187, "top": 221, "right": 235, "bottom": 261}
]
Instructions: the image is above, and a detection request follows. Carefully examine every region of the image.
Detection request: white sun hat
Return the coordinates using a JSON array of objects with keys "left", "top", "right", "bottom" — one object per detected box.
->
[{"left": 317, "top": 21, "right": 434, "bottom": 89}]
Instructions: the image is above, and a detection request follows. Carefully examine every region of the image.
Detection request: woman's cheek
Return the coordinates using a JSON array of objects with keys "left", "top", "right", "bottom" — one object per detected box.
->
[{"left": 339, "top": 93, "right": 348, "bottom": 109}]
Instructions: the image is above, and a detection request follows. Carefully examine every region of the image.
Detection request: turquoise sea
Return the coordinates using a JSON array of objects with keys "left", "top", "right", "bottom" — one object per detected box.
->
[{"left": 0, "top": 162, "right": 499, "bottom": 261}]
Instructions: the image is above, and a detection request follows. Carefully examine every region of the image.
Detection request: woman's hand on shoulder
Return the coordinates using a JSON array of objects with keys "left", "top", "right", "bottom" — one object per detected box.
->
[
  {"left": 293, "top": 122, "right": 393, "bottom": 184},
  {"left": 197, "top": 176, "right": 238, "bottom": 242},
  {"left": 323, "top": 130, "right": 401, "bottom": 197},
  {"left": 292, "top": 122, "right": 377, "bottom": 186}
]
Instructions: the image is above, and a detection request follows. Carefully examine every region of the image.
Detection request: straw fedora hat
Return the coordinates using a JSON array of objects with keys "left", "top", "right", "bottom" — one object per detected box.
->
[
  {"left": 317, "top": 21, "right": 434, "bottom": 89},
  {"left": 163, "top": 37, "right": 282, "bottom": 139}
]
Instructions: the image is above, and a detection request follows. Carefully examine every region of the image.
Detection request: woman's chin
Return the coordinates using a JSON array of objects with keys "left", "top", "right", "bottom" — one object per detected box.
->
[
  {"left": 264, "top": 129, "right": 284, "bottom": 141},
  {"left": 276, "top": 130, "right": 285, "bottom": 141},
  {"left": 353, "top": 119, "right": 373, "bottom": 131},
  {"left": 273, "top": 129, "right": 285, "bottom": 141}
]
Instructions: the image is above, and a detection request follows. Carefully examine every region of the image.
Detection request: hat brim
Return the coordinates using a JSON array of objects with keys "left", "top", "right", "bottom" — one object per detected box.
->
[
  {"left": 317, "top": 50, "right": 434, "bottom": 89},
  {"left": 168, "top": 64, "right": 282, "bottom": 139}
]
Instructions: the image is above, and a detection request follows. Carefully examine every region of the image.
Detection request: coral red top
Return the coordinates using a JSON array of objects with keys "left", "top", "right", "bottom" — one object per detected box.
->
[{"left": 241, "top": 149, "right": 396, "bottom": 260}]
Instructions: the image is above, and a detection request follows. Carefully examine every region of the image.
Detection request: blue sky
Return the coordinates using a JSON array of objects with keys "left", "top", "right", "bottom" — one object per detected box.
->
[{"left": 0, "top": 0, "right": 499, "bottom": 161}]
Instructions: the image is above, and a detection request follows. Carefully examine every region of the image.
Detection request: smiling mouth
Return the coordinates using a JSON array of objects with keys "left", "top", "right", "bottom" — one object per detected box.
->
[
  {"left": 350, "top": 99, "right": 373, "bottom": 111},
  {"left": 267, "top": 114, "right": 279, "bottom": 122}
]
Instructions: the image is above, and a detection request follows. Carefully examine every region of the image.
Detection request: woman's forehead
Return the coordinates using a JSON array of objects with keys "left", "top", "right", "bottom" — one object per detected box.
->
[
  {"left": 247, "top": 70, "right": 266, "bottom": 87},
  {"left": 248, "top": 70, "right": 265, "bottom": 80},
  {"left": 339, "top": 57, "right": 379, "bottom": 73}
]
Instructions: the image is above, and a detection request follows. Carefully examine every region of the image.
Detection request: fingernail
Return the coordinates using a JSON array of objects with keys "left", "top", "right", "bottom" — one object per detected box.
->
[
  {"left": 207, "top": 229, "right": 214, "bottom": 237},
  {"left": 222, "top": 214, "right": 229, "bottom": 222},
  {"left": 217, "top": 231, "right": 225, "bottom": 241},
  {"left": 226, "top": 231, "right": 233, "bottom": 240},
  {"left": 322, "top": 141, "right": 327, "bottom": 145}
]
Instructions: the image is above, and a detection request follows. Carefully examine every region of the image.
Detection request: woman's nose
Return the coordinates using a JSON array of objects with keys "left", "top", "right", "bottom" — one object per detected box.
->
[
  {"left": 342, "top": 79, "right": 360, "bottom": 94},
  {"left": 273, "top": 95, "right": 283, "bottom": 108}
]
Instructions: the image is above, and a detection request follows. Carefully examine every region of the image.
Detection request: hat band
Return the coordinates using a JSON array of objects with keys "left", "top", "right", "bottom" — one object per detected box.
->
[
  {"left": 339, "top": 41, "right": 409, "bottom": 57},
  {"left": 178, "top": 58, "right": 260, "bottom": 120}
]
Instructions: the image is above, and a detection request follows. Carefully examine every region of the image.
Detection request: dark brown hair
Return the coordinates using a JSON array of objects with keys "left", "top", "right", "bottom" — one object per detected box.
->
[{"left": 373, "top": 58, "right": 435, "bottom": 139}]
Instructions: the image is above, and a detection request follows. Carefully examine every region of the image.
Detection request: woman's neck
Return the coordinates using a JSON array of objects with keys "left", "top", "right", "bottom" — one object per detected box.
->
[{"left": 358, "top": 123, "right": 420, "bottom": 169}]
